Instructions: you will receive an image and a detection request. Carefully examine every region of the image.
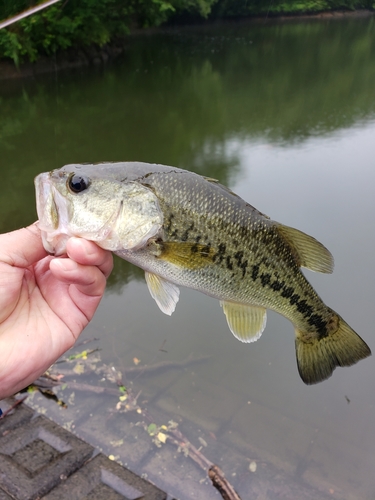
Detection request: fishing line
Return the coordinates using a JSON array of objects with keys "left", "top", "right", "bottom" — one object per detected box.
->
[
  {"left": 264, "top": 0, "right": 275, "bottom": 23},
  {"left": 0, "top": 0, "right": 62, "bottom": 30},
  {"left": 53, "top": 51, "right": 59, "bottom": 168}
]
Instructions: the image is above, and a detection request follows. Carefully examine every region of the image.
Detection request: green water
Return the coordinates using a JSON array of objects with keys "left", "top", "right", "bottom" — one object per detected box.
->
[{"left": 1, "top": 14, "right": 375, "bottom": 499}]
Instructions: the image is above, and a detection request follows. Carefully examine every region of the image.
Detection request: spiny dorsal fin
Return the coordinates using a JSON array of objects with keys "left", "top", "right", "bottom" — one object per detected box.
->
[
  {"left": 145, "top": 272, "right": 180, "bottom": 316},
  {"left": 277, "top": 224, "right": 334, "bottom": 274},
  {"left": 220, "top": 301, "right": 267, "bottom": 343},
  {"left": 204, "top": 177, "right": 270, "bottom": 219}
]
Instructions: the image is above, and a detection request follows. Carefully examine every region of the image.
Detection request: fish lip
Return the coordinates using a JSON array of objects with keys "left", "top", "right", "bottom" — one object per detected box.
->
[
  {"left": 34, "top": 172, "right": 51, "bottom": 224},
  {"left": 34, "top": 171, "right": 71, "bottom": 255}
]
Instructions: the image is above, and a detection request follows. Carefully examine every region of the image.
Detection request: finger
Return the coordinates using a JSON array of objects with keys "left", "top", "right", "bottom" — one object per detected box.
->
[
  {"left": 66, "top": 238, "right": 113, "bottom": 278},
  {"left": 49, "top": 258, "right": 107, "bottom": 298},
  {"left": 0, "top": 223, "right": 47, "bottom": 267}
]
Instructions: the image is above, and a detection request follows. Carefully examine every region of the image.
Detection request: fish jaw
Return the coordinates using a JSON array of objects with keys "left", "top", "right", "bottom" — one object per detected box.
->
[{"left": 34, "top": 172, "right": 71, "bottom": 255}]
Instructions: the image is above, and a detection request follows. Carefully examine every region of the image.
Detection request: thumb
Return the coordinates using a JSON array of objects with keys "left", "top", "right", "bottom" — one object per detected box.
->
[{"left": 0, "top": 223, "right": 48, "bottom": 268}]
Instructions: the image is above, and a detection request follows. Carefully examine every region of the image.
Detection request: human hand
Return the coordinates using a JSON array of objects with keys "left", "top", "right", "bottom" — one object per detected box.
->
[{"left": 0, "top": 223, "right": 113, "bottom": 399}]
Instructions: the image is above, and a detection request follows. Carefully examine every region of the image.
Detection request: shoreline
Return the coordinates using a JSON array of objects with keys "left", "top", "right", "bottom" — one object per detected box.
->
[{"left": 0, "top": 9, "right": 373, "bottom": 81}]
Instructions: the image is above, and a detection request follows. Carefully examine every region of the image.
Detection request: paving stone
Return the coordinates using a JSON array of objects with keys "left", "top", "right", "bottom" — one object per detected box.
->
[
  {"left": 0, "top": 414, "right": 94, "bottom": 500},
  {"left": 42, "top": 453, "right": 167, "bottom": 500},
  {"left": 0, "top": 398, "right": 34, "bottom": 434}
]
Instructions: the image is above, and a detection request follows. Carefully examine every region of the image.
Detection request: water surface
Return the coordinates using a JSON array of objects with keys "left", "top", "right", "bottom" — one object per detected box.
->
[{"left": 1, "top": 14, "right": 375, "bottom": 499}]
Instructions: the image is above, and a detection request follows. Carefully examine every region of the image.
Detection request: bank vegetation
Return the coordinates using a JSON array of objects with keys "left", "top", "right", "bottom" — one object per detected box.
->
[{"left": 0, "top": 0, "right": 374, "bottom": 64}]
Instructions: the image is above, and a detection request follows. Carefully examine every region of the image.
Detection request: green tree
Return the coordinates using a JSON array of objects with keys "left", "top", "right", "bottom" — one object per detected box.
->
[
  {"left": 0, "top": 0, "right": 217, "bottom": 63},
  {"left": 0, "top": 0, "right": 373, "bottom": 64}
]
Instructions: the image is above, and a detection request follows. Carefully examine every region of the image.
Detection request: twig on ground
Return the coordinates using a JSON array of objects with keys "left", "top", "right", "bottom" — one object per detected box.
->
[
  {"left": 208, "top": 465, "right": 243, "bottom": 500},
  {"left": 52, "top": 354, "right": 210, "bottom": 379},
  {"left": 0, "top": 395, "right": 28, "bottom": 420},
  {"left": 32, "top": 373, "right": 62, "bottom": 389},
  {"left": 74, "top": 337, "right": 100, "bottom": 348},
  {"left": 64, "top": 382, "right": 122, "bottom": 396},
  {"left": 55, "top": 347, "right": 101, "bottom": 364},
  {"left": 168, "top": 426, "right": 213, "bottom": 470},
  {"left": 122, "top": 354, "right": 210, "bottom": 376}
]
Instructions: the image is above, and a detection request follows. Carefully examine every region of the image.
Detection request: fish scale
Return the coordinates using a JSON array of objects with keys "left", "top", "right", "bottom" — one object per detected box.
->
[
  {"left": 146, "top": 171, "right": 324, "bottom": 326},
  {"left": 34, "top": 162, "right": 371, "bottom": 384}
]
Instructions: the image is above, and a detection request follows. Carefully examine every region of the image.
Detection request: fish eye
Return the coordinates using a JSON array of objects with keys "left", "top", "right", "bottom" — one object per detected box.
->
[{"left": 68, "top": 174, "right": 90, "bottom": 193}]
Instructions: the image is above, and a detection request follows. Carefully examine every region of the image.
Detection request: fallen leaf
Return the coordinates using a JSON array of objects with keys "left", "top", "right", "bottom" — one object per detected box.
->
[
  {"left": 148, "top": 423, "right": 157, "bottom": 435},
  {"left": 73, "top": 363, "right": 85, "bottom": 375},
  {"left": 249, "top": 461, "right": 257, "bottom": 472},
  {"left": 157, "top": 432, "right": 167, "bottom": 443},
  {"left": 198, "top": 437, "right": 207, "bottom": 447}
]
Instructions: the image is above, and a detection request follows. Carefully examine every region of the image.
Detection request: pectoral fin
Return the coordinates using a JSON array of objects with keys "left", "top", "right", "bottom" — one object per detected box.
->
[
  {"left": 220, "top": 301, "right": 267, "bottom": 343},
  {"left": 145, "top": 272, "right": 180, "bottom": 316},
  {"left": 152, "top": 241, "right": 215, "bottom": 269}
]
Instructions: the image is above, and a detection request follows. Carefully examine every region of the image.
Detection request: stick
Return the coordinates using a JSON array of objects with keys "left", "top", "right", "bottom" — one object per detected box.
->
[
  {"left": 52, "top": 354, "right": 210, "bottom": 377},
  {"left": 122, "top": 354, "right": 210, "bottom": 375},
  {"left": 55, "top": 347, "right": 101, "bottom": 364},
  {"left": 208, "top": 465, "right": 242, "bottom": 500},
  {"left": 32, "top": 374, "right": 61, "bottom": 389},
  {"left": 155, "top": 427, "right": 242, "bottom": 499},
  {"left": 74, "top": 337, "right": 100, "bottom": 348},
  {"left": 0, "top": 396, "right": 28, "bottom": 420},
  {"left": 64, "top": 382, "right": 121, "bottom": 396},
  {"left": 168, "top": 427, "right": 213, "bottom": 470}
]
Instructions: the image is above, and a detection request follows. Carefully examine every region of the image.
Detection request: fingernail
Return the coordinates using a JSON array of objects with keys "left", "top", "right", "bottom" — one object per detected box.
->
[{"left": 52, "top": 258, "right": 78, "bottom": 272}]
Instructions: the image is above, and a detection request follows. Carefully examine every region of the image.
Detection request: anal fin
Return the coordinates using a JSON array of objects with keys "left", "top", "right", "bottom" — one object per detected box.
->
[
  {"left": 145, "top": 272, "right": 180, "bottom": 316},
  {"left": 220, "top": 301, "right": 267, "bottom": 343}
]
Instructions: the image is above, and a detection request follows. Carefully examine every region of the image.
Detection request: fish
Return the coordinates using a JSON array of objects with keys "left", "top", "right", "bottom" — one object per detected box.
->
[{"left": 34, "top": 162, "right": 371, "bottom": 384}]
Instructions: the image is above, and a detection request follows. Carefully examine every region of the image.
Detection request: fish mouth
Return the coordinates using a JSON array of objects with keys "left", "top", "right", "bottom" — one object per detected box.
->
[{"left": 34, "top": 172, "right": 70, "bottom": 255}]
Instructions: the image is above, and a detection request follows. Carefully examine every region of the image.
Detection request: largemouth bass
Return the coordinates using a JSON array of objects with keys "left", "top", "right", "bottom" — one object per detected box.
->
[{"left": 34, "top": 162, "right": 371, "bottom": 384}]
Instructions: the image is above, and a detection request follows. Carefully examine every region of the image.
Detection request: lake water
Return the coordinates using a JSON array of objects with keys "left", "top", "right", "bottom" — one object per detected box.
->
[{"left": 1, "top": 14, "right": 375, "bottom": 499}]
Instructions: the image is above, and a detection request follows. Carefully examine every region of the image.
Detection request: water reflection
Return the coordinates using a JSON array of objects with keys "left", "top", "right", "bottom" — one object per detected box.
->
[
  {"left": 1, "top": 16, "right": 375, "bottom": 235},
  {"left": 1, "top": 14, "right": 375, "bottom": 500}
]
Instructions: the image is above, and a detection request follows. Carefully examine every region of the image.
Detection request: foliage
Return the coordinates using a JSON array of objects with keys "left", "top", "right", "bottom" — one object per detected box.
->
[
  {"left": 0, "top": 0, "right": 133, "bottom": 63},
  {"left": 0, "top": 0, "right": 373, "bottom": 63},
  {"left": 0, "top": 0, "right": 218, "bottom": 63},
  {"left": 212, "top": 0, "right": 374, "bottom": 16}
]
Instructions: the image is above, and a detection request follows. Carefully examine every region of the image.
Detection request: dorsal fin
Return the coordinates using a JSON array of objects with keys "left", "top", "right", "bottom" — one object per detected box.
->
[{"left": 277, "top": 224, "right": 334, "bottom": 274}]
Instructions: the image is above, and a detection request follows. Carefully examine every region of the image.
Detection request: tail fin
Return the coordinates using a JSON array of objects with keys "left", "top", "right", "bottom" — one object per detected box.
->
[{"left": 295, "top": 315, "right": 371, "bottom": 385}]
